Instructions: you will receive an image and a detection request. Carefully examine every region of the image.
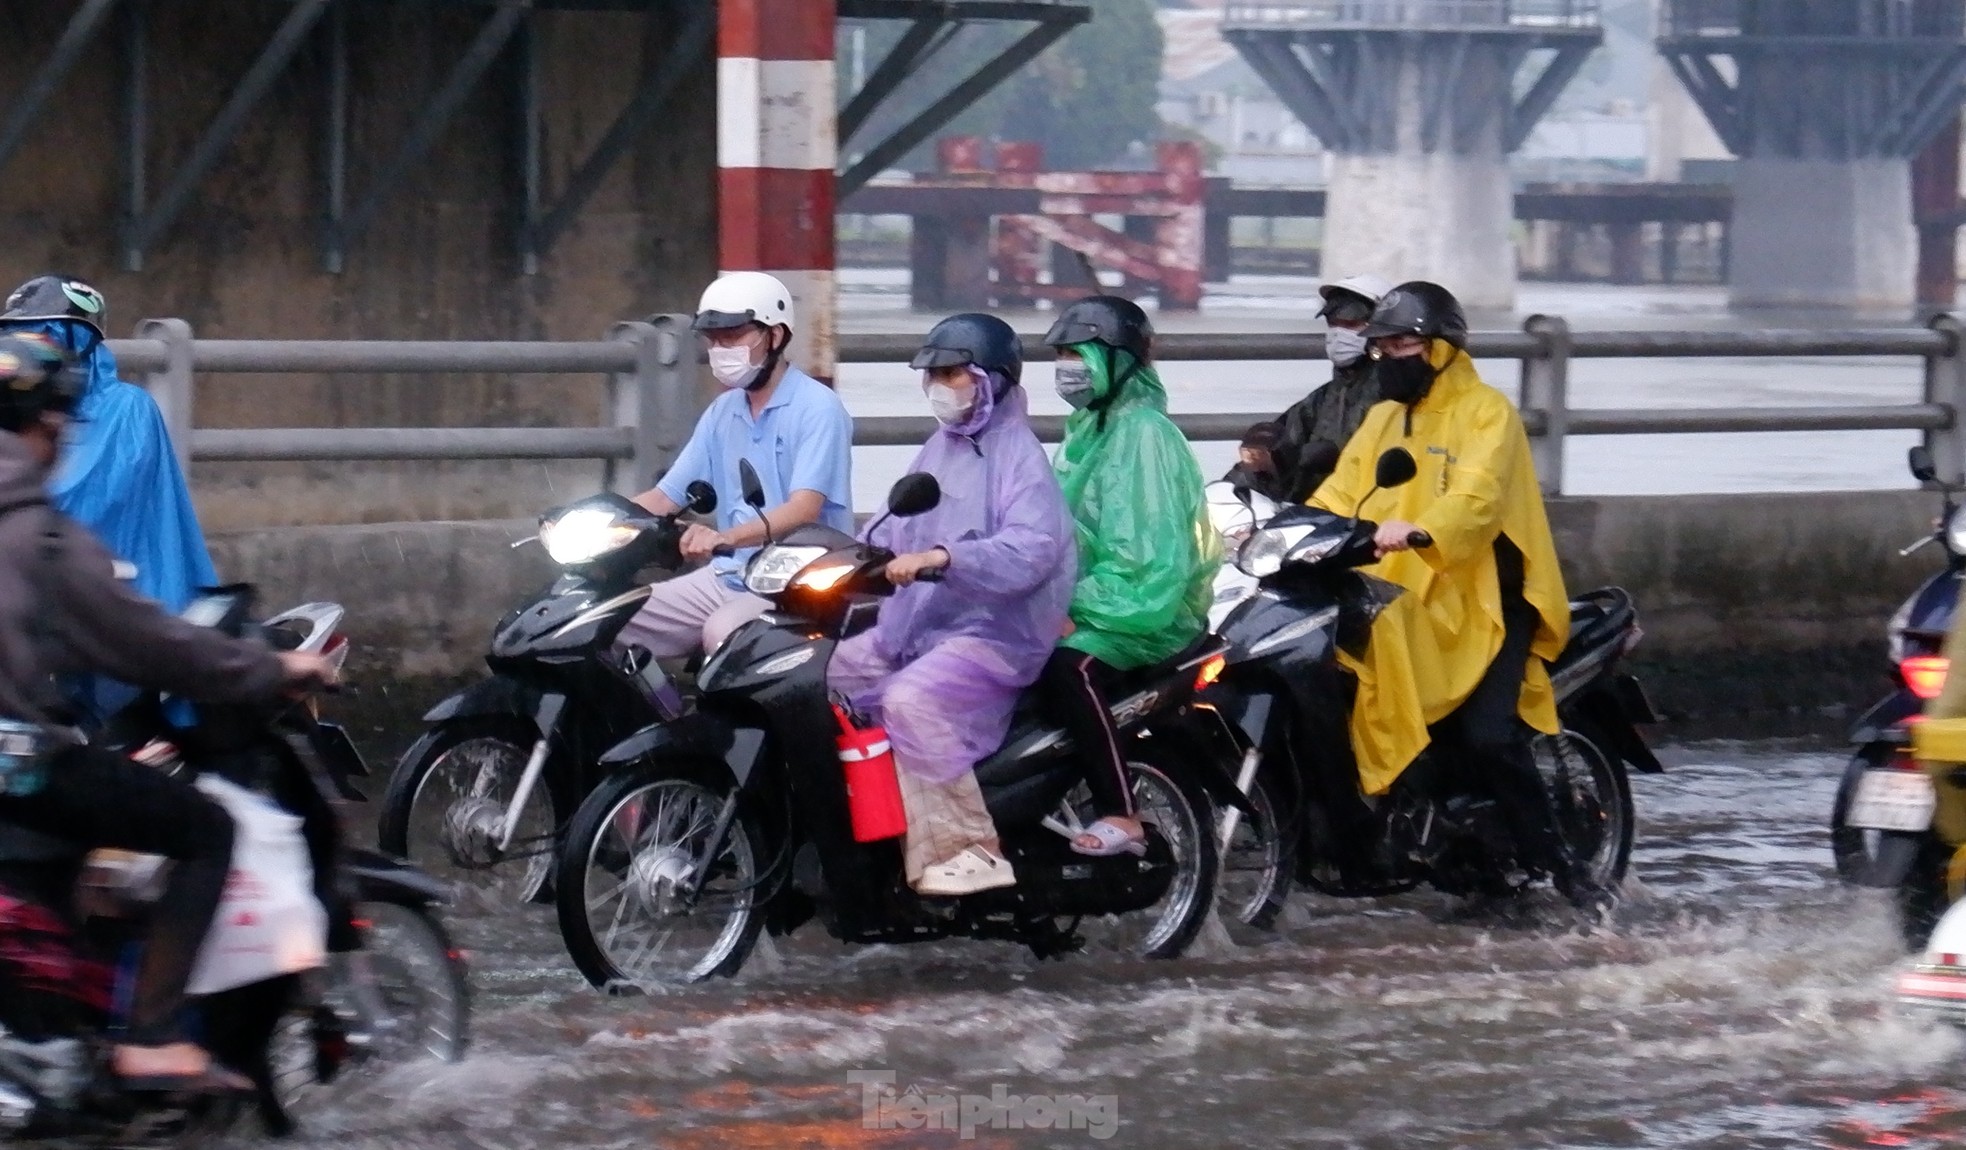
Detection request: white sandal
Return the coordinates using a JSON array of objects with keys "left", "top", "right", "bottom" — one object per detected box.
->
[
  {"left": 1070, "top": 819, "right": 1148, "bottom": 858},
  {"left": 916, "top": 846, "right": 1017, "bottom": 896}
]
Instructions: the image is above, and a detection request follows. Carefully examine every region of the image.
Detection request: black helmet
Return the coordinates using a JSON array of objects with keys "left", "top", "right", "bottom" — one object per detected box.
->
[
  {"left": 910, "top": 313, "right": 1022, "bottom": 386},
  {"left": 1362, "top": 281, "right": 1467, "bottom": 350},
  {"left": 1, "top": 275, "right": 107, "bottom": 340},
  {"left": 1042, "top": 295, "right": 1153, "bottom": 361},
  {"left": 0, "top": 332, "right": 81, "bottom": 433}
]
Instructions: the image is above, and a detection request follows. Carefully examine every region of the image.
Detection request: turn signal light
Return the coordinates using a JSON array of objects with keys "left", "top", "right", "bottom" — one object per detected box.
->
[
  {"left": 1194, "top": 654, "right": 1227, "bottom": 691},
  {"left": 1904, "top": 655, "right": 1950, "bottom": 701}
]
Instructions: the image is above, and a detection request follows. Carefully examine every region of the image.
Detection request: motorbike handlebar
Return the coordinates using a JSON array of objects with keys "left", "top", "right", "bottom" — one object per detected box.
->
[
  {"left": 710, "top": 543, "right": 736, "bottom": 558},
  {"left": 1406, "top": 530, "right": 1433, "bottom": 550},
  {"left": 916, "top": 567, "right": 946, "bottom": 583}
]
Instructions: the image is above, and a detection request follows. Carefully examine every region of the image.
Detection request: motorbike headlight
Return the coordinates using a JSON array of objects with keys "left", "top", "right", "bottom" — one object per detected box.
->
[
  {"left": 1946, "top": 506, "right": 1966, "bottom": 557},
  {"left": 540, "top": 507, "right": 638, "bottom": 566},
  {"left": 745, "top": 545, "right": 829, "bottom": 595},
  {"left": 1237, "top": 525, "right": 1311, "bottom": 577}
]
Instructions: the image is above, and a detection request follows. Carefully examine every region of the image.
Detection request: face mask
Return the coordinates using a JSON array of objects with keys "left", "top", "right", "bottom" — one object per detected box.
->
[
  {"left": 708, "top": 343, "right": 762, "bottom": 390},
  {"left": 1326, "top": 327, "right": 1368, "bottom": 368},
  {"left": 927, "top": 381, "right": 974, "bottom": 425},
  {"left": 1377, "top": 353, "right": 1437, "bottom": 405},
  {"left": 1054, "top": 361, "right": 1095, "bottom": 409}
]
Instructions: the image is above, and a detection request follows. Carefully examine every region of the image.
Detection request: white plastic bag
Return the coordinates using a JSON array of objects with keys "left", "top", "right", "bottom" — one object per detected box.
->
[{"left": 185, "top": 776, "right": 329, "bottom": 996}]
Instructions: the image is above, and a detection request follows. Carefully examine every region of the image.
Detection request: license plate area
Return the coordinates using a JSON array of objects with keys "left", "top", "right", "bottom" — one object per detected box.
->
[{"left": 1848, "top": 769, "right": 1937, "bottom": 832}]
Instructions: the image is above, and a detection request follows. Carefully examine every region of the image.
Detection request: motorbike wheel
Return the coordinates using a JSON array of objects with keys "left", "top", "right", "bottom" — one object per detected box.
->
[
  {"left": 266, "top": 902, "right": 469, "bottom": 1125},
  {"left": 1831, "top": 744, "right": 1927, "bottom": 888},
  {"left": 1536, "top": 730, "right": 1634, "bottom": 887},
  {"left": 1218, "top": 763, "right": 1294, "bottom": 936},
  {"left": 1897, "top": 835, "right": 1951, "bottom": 951},
  {"left": 1073, "top": 748, "right": 1219, "bottom": 960},
  {"left": 378, "top": 717, "right": 561, "bottom": 909},
  {"left": 554, "top": 762, "right": 766, "bottom": 990}
]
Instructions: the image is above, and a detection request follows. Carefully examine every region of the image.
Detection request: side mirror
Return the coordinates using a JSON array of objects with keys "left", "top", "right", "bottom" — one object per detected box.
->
[
  {"left": 683, "top": 480, "right": 718, "bottom": 516},
  {"left": 887, "top": 473, "right": 942, "bottom": 518},
  {"left": 738, "top": 459, "right": 767, "bottom": 510},
  {"left": 1374, "top": 447, "right": 1418, "bottom": 490},
  {"left": 1911, "top": 445, "right": 1939, "bottom": 484}
]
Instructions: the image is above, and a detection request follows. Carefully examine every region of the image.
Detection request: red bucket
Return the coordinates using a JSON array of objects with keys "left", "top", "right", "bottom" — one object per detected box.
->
[{"left": 834, "top": 706, "right": 908, "bottom": 843}]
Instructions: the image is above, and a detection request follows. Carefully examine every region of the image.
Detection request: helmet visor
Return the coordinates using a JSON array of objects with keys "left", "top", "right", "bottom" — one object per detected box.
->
[
  {"left": 692, "top": 309, "right": 761, "bottom": 333},
  {"left": 909, "top": 346, "right": 975, "bottom": 371}
]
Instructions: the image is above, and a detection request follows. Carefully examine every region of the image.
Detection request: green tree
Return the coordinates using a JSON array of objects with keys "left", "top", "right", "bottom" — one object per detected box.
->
[{"left": 841, "top": 0, "right": 1167, "bottom": 172}]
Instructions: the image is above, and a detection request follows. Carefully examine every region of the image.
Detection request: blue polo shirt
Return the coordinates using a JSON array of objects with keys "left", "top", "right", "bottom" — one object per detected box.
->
[{"left": 655, "top": 366, "right": 855, "bottom": 587}]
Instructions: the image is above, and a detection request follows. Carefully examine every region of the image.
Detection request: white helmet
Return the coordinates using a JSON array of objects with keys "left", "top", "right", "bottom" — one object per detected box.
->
[
  {"left": 1317, "top": 273, "right": 1394, "bottom": 318},
  {"left": 693, "top": 271, "right": 796, "bottom": 334}
]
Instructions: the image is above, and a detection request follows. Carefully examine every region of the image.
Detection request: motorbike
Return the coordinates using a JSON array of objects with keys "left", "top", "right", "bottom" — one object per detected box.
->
[
  {"left": 1830, "top": 445, "right": 1962, "bottom": 890},
  {"left": 0, "top": 588, "right": 467, "bottom": 1141},
  {"left": 1894, "top": 716, "right": 1966, "bottom": 1008},
  {"left": 1199, "top": 448, "right": 1661, "bottom": 928},
  {"left": 550, "top": 464, "right": 1245, "bottom": 990},
  {"left": 378, "top": 482, "right": 718, "bottom": 907}
]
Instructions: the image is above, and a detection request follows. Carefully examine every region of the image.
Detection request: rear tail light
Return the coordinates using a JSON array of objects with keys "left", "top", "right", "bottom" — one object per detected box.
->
[
  {"left": 324, "top": 633, "right": 350, "bottom": 673},
  {"left": 1903, "top": 654, "right": 1950, "bottom": 701}
]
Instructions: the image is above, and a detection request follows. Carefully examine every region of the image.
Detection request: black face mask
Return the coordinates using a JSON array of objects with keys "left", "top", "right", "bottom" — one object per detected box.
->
[{"left": 1377, "top": 354, "right": 1437, "bottom": 405}]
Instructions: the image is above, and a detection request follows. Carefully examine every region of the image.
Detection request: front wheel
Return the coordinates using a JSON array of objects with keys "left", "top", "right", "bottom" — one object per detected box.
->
[
  {"left": 554, "top": 762, "right": 768, "bottom": 990},
  {"left": 1218, "top": 762, "right": 1294, "bottom": 936},
  {"left": 1536, "top": 730, "right": 1633, "bottom": 888},
  {"left": 1071, "top": 746, "right": 1219, "bottom": 960},
  {"left": 378, "top": 716, "right": 561, "bottom": 910}
]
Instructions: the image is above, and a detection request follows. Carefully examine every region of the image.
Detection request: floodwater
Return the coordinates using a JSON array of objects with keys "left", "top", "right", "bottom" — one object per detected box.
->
[
  {"left": 835, "top": 273, "right": 1928, "bottom": 510},
  {"left": 256, "top": 739, "right": 1966, "bottom": 1149}
]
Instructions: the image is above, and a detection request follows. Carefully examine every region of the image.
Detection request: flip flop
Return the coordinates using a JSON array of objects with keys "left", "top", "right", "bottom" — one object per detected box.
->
[{"left": 1070, "top": 819, "right": 1148, "bottom": 858}]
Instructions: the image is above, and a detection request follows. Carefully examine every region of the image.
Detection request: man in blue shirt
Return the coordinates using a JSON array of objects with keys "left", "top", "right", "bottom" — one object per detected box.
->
[{"left": 622, "top": 271, "right": 854, "bottom": 657}]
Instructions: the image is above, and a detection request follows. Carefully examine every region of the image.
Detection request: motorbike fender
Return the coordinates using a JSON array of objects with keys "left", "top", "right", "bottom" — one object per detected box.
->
[
  {"left": 597, "top": 711, "right": 768, "bottom": 789},
  {"left": 420, "top": 677, "right": 545, "bottom": 728},
  {"left": 1850, "top": 688, "right": 1919, "bottom": 746},
  {"left": 1568, "top": 680, "right": 1665, "bottom": 774},
  {"left": 345, "top": 847, "right": 450, "bottom": 907}
]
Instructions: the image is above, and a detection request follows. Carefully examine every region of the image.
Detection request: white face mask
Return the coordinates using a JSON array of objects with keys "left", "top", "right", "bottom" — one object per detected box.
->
[
  {"left": 926, "top": 381, "right": 975, "bottom": 425},
  {"left": 1325, "top": 327, "right": 1369, "bottom": 367},
  {"left": 708, "top": 343, "right": 762, "bottom": 390}
]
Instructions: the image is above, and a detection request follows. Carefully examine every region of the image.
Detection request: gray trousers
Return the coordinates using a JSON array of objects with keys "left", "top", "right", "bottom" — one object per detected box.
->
[{"left": 615, "top": 566, "right": 773, "bottom": 660}]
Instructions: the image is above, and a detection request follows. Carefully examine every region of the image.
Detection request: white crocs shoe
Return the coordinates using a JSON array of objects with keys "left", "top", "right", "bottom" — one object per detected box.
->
[{"left": 915, "top": 846, "right": 1017, "bottom": 897}]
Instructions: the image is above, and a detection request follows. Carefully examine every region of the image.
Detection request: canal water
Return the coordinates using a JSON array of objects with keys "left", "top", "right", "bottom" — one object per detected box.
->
[{"left": 258, "top": 739, "right": 1966, "bottom": 1150}]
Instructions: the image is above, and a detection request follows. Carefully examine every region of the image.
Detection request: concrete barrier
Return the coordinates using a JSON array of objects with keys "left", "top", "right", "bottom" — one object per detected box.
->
[{"left": 207, "top": 489, "right": 1944, "bottom": 749}]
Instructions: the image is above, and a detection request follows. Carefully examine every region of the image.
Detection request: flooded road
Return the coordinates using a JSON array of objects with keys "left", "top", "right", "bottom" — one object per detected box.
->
[{"left": 260, "top": 739, "right": 1966, "bottom": 1149}]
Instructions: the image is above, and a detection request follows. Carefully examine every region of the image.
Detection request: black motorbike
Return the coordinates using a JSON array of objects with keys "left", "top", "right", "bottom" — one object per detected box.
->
[
  {"left": 1830, "top": 445, "right": 1962, "bottom": 896},
  {"left": 0, "top": 588, "right": 467, "bottom": 1141},
  {"left": 378, "top": 483, "right": 717, "bottom": 908},
  {"left": 1202, "top": 448, "right": 1661, "bottom": 928},
  {"left": 551, "top": 466, "right": 1244, "bottom": 989}
]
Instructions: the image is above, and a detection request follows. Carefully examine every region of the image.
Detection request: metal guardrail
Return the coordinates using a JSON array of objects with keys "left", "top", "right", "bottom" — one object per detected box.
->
[
  {"left": 1222, "top": 0, "right": 1601, "bottom": 31},
  {"left": 107, "top": 312, "right": 1966, "bottom": 498}
]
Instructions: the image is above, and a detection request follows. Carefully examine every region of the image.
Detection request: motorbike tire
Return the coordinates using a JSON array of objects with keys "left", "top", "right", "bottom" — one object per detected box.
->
[
  {"left": 1220, "top": 761, "right": 1295, "bottom": 935},
  {"left": 554, "top": 759, "right": 767, "bottom": 991},
  {"left": 378, "top": 715, "right": 563, "bottom": 907},
  {"left": 1111, "top": 748, "right": 1220, "bottom": 960},
  {"left": 1831, "top": 744, "right": 1927, "bottom": 888},
  {"left": 1897, "top": 834, "right": 1951, "bottom": 951},
  {"left": 1537, "top": 729, "right": 1634, "bottom": 887}
]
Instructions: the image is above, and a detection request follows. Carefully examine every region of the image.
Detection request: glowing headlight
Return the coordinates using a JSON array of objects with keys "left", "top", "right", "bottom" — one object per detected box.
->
[
  {"left": 1946, "top": 506, "right": 1966, "bottom": 558},
  {"left": 789, "top": 563, "right": 855, "bottom": 593},
  {"left": 745, "top": 545, "right": 828, "bottom": 595},
  {"left": 1237, "top": 525, "right": 1311, "bottom": 577},
  {"left": 540, "top": 507, "right": 639, "bottom": 565}
]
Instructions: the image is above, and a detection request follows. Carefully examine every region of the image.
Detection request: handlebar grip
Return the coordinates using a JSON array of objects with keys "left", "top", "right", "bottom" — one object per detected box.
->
[
  {"left": 1406, "top": 530, "right": 1433, "bottom": 549},
  {"left": 710, "top": 543, "right": 736, "bottom": 558},
  {"left": 916, "top": 567, "right": 947, "bottom": 583}
]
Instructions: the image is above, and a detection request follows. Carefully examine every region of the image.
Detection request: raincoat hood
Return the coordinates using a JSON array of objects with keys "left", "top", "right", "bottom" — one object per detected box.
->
[{"left": 1311, "top": 352, "right": 1569, "bottom": 794}]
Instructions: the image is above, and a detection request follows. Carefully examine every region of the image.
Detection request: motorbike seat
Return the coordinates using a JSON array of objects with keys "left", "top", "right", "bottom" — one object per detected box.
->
[{"left": 1551, "top": 587, "right": 1635, "bottom": 677}]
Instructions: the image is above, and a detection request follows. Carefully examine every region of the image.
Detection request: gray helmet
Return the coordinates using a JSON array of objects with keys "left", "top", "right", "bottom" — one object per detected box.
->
[
  {"left": 1042, "top": 295, "right": 1153, "bottom": 361},
  {"left": 1362, "top": 281, "right": 1467, "bottom": 350},
  {"left": 1, "top": 275, "right": 107, "bottom": 341},
  {"left": 911, "top": 313, "right": 1022, "bottom": 386}
]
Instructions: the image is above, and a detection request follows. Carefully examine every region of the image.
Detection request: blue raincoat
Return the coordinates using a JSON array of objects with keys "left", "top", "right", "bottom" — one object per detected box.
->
[{"left": 20, "top": 321, "right": 217, "bottom": 724}]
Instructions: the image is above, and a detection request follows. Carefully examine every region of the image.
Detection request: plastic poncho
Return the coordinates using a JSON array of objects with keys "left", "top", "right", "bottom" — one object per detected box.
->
[
  {"left": 1310, "top": 342, "right": 1569, "bottom": 794},
  {"left": 1055, "top": 346, "right": 1221, "bottom": 670},
  {"left": 17, "top": 321, "right": 217, "bottom": 724},
  {"left": 844, "top": 374, "right": 1077, "bottom": 782}
]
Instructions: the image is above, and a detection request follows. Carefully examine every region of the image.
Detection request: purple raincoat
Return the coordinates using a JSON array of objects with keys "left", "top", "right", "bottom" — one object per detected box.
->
[{"left": 829, "top": 376, "right": 1076, "bottom": 782}]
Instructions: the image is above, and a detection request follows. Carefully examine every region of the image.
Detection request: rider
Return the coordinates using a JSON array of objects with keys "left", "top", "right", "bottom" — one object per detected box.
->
[
  {"left": 623, "top": 272, "right": 854, "bottom": 658},
  {"left": 1245, "top": 273, "right": 1392, "bottom": 502},
  {"left": 1040, "top": 296, "right": 1220, "bottom": 857},
  {"left": 828, "top": 313, "right": 1075, "bottom": 895},
  {"left": 0, "top": 275, "right": 219, "bottom": 726},
  {"left": 0, "top": 332, "right": 338, "bottom": 1091},
  {"left": 1309, "top": 281, "right": 1595, "bottom": 907}
]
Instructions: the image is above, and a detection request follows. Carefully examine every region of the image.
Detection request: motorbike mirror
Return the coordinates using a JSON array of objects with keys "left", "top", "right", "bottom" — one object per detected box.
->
[
  {"left": 887, "top": 473, "right": 942, "bottom": 518},
  {"left": 1374, "top": 447, "right": 1418, "bottom": 490},
  {"left": 1911, "top": 445, "right": 1939, "bottom": 484},
  {"left": 738, "top": 459, "right": 767, "bottom": 510},
  {"left": 683, "top": 480, "right": 718, "bottom": 516}
]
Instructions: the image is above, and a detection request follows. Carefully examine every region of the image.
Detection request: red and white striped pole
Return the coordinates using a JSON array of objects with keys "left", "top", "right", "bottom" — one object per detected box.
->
[{"left": 718, "top": 0, "right": 837, "bottom": 382}]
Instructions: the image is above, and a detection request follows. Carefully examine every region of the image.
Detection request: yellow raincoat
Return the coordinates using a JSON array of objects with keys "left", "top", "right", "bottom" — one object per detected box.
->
[{"left": 1310, "top": 342, "right": 1570, "bottom": 794}]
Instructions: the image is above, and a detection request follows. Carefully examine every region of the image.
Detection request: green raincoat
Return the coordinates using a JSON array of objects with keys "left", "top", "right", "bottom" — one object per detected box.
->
[{"left": 1054, "top": 345, "right": 1221, "bottom": 670}]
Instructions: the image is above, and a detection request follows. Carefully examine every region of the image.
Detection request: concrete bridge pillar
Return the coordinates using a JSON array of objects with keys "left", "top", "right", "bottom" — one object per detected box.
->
[
  {"left": 1223, "top": 1, "right": 1601, "bottom": 310},
  {"left": 1660, "top": 0, "right": 1966, "bottom": 311}
]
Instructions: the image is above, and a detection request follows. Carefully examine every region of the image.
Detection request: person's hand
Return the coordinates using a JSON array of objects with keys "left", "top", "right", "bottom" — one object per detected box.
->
[
  {"left": 1374, "top": 519, "right": 1424, "bottom": 557},
  {"left": 679, "top": 523, "right": 729, "bottom": 563},
  {"left": 1060, "top": 617, "right": 1077, "bottom": 638},
  {"left": 885, "top": 548, "right": 949, "bottom": 587},
  {"left": 278, "top": 651, "right": 341, "bottom": 694}
]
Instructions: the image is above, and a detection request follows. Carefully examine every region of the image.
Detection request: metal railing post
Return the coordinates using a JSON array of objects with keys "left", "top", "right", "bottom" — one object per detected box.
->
[
  {"left": 1520, "top": 313, "right": 1570, "bottom": 495},
  {"left": 134, "top": 317, "right": 193, "bottom": 472},
  {"left": 606, "top": 315, "right": 694, "bottom": 496},
  {"left": 1926, "top": 312, "right": 1966, "bottom": 484}
]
